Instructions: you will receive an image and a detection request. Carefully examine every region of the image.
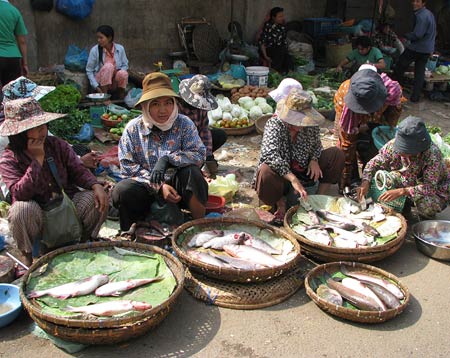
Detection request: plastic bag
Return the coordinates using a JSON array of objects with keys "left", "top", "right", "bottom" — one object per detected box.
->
[
  {"left": 124, "top": 88, "right": 142, "bottom": 108},
  {"left": 56, "top": 0, "right": 95, "bottom": 20},
  {"left": 71, "top": 123, "right": 94, "bottom": 142},
  {"left": 107, "top": 103, "right": 130, "bottom": 116},
  {"left": 208, "top": 174, "right": 240, "bottom": 202},
  {"left": 64, "top": 45, "right": 88, "bottom": 72}
]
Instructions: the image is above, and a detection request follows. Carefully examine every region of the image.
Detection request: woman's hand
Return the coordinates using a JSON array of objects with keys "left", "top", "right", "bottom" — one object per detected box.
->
[
  {"left": 307, "top": 160, "right": 322, "bottom": 181},
  {"left": 81, "top": 152, "right": 99, "bottom": 169},
  {"left": 160, "top": 184, "right": 181, "bottom": 204},
  {"left": 26, "top": 137, "right": 45, "bottom": 165},
  {"left": 379, "top": 188, "right": 407, "bottom": 202},
  {"left": 357, "top": 180, "right": 371, "bottom": 202},
  {"left": 92, "top": 183, "right": 108, "bottom": 213},
  {"left": 291, "top": 178, "right": 308, "bottom": 200}
]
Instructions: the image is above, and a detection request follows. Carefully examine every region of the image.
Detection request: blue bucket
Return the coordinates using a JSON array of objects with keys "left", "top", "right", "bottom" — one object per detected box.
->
[{"left": 372, "top": 126, "right": 397, "bottom": 150}]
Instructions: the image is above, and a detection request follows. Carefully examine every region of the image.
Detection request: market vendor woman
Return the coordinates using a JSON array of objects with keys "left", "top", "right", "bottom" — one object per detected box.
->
[
  {"left": 112, "top": 72, "right": 208, "bottom": 231},
  {"left": 357, "top": 116, "right": 450, "bottom": 218}
]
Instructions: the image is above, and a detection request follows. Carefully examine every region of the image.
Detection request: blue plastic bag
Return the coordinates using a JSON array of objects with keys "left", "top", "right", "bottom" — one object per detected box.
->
[
  {"left": 56, "top": 0, "right": 95, "bottom": 20},
  {"left": 72, "top": 123, "right": 94, "bottom": 142},
  {"left": 64, "top": 45, "right": 88, "bottom": 72}
]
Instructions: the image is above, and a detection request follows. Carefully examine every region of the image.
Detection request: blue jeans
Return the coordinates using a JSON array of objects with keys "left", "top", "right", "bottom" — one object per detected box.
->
[{"left": 394, "top": 48, "right": 429, "bottom": 101}]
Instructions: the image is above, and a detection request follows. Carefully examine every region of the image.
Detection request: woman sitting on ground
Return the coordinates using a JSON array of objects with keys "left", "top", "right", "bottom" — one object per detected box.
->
[{"left": 86, "top": 25, "right": 129, "bottom": 99}]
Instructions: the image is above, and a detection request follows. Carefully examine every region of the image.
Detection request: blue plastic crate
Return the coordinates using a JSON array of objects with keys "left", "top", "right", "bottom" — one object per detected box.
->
[{"left": 303, "top": 18, "right": 342, "bottom": 37}]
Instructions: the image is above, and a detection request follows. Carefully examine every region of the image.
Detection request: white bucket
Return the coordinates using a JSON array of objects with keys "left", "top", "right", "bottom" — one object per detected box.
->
[{"left": 246, "top": 66, "right": 269, "bottom": 87}]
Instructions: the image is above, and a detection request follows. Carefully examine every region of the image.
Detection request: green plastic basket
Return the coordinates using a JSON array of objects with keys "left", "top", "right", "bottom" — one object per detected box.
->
[{"left": 368, "top": 170, "right": 406, "bottom": 212}]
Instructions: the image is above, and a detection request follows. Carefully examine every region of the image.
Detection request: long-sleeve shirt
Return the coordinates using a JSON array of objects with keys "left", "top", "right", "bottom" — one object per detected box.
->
[
  {"left": 0, "top": 136, "right": 99, "bottom": 204},
  {"left": 405, "top": 7, "right": 436, "bottom": 54},
  {"left": 259, "top": 20, "right": 287, "bottom": 48},
  {"left": 178, "top": 102, "right": 213, "bottom": 157},
  {"left": 86, "top": 42, "right": 128, "bottom": 88},
  {"left": 256, "top": 115, "right": 322, "bottom": 178},
  {"left": 362, "top": 141, "right": 450, "bottom": 202},
  {"left": 119, "top": 114, "right": 206, "bottom": 187}
]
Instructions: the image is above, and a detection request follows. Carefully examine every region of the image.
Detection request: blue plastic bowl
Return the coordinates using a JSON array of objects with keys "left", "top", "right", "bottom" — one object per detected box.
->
[
  {"left": 0, "top": 284, "right": 22, "bottom": 328},
  {"left": 372, "top": 126, "right": 397, "bottom": 150}
]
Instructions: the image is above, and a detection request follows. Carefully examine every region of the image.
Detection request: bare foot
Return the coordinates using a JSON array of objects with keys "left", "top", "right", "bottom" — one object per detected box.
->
[{"left": 274, "top": 197, "right": 287, "bottom": 220}]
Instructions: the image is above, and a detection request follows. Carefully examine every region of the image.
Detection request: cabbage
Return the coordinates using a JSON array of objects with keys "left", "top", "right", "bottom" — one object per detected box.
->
[
  {"left": 259, "top": 103, "right": 273, "bottom": 114},
  {"left": 249, "top": 105, "right": 263, "bottom": 120},
  {"left": 437, "top": 65, "right": 448, "bottom": 74},
  {"left": 230, "top": 104, "right": 242, "bottom": 118},
  {"left": 209, "top": 107, "right": 222, "bottom": 121},
  {"left": 239, "top": 112, "right": 249, "bottom": 120},
  {"left": 238, "top": 96, "right": 253, "bottom": 106},
  {"left": 222, "top": 112, "right": 232, "bottom": 121},
  {"left": 254, "top": 97, "right": 267, "bottom": 105},
  {"left": 220, "top": 97, "right": 232, "bottom": 112},
  {"left": 215, "top": 94, "right": 225, "bottom": 100},
  {"left": 243, "top": 100, "right": 255, "bottom": 111}
]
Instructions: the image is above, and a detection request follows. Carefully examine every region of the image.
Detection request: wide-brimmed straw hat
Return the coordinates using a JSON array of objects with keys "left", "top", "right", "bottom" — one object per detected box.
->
[
  {"left": 179, "top": 74, "right": 218, "bottom": 111},
  {"left": 277, "top": 88, "right": 326, "bottom": 127},
  {"left": 0, "top": 97, "right": 66, "bottom": 136},
  {"left": 2, "top": 76, "right": 55, "bottom": 103},
  {"left": 393, "top": 116, "right": 431, "bottom": 155},
  {"left": 344, "top": 69, "right": 387, "bottom": 114},
  {"left": 135, "top": 72, "right": 179, "bottom": 107}
]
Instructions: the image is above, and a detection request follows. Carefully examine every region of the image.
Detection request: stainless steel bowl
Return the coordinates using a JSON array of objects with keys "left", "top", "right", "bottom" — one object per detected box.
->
[
  {"left": 86, "top": 93, "right": 111, "bottom": 101},
  {"left": 412, "top": 220, "right": 450, "bottom": 260}
]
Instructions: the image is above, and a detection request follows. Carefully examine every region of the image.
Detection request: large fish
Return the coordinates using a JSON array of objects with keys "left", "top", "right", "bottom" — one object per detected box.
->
[
  {"left": 361, "top": 281, "right": 401, "bottom": 309},
  {"left": 28, "top": 274, "right": 109, "bottom": 299},
  {"left": 202, "top": 232, "right": 247, "bottom": 250},
  {"left": 326, "top": 278, "right": 383, "bottom": 311},
  {"left": 316, "top": 284, "right": 343, "bottom": 306},
  {"left": 223, "top": 244, "right": 282, "bottom": 267},
  {"left": 341, "top": 265, "right": 404, "bottom": 300},
  {"left": 308, "top": 224, "right": 369, "bottom": 246},
  {"left": 187, "top": 250, "right": 230, "bottom": 268},
  {"left": 65, "top": 300, "right": 152, "bottom": 316},
  {"left": 244, "top": 235, "right": 281, "bottom": 255},
  {"left": 210, "top": 253, "right": 265, "bottom": 270},
  {"left": 341, "top": 277, "right": 387, "bottom": 311},
  {"left": 95, "top": 277, "right": 164, "bottom": 297},
  {"left": 188, "top": 230, "right": 224, "bottom": 248},
  {"left": 316, "top": 210, "right": 380, "bottom": 237}
]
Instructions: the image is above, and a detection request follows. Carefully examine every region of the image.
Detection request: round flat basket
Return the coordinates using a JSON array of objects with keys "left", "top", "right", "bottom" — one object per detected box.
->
[
  {"left": 172, "top": 217, "right": 301, "bottom": 283},
  {"left": 305, "top": 261, "right": 410, "bottom": 323},
  {"left": 220, "top": 121, "right": 255, "bottom": 136},
  {"left": 284, "top": 205, "right": 407, "bottom": 263},
  {"left": 20, "top": 242, "right": 184, "bottom": 344},
  {"left": 184, "top": 266, "right": 303, "bottom": 309},
  {"left": 255, "top": 114, "right": 272, "bottom": 135},
  {"left": 192, "top": 24, "right": 222, "bottom": 63}
]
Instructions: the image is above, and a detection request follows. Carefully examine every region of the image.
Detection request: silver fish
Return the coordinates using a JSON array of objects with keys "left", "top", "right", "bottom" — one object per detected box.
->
[
  {"left": 65, "top": 300, "right": 152, "bottom": 316},
  {"left": 316, "top": 284, "right": 343, "bottom": 306},
  {"left": 341, "top": 277, "right": 387, "bottom": 311},
  {"left": 244, "top": 235, "right": 281, "bottom": 255},
  {"left": 95, "top": 277, "right": 164, "bottom": 296},
  {"left": 210, "top": 253, "right": 265, "bottom": 270},
  {"left": 315, "top": 210, "right": 358, "bottom": 231},
  {"left": 326, "top": 278, "right": 382, "bottom": 311},
  {"left": 187, "top": 250, "right": 230, "bottom": 267},
  {"left": 28, "top": 274, "right": 109, "bottom": 299},
  {"left": 188, "top": 230, "right": 224, "bottom": 247},
  {"left": 223, "top": 244, "right": 282, "bottom": 267},
  {"left": 202, "top": 232, "right": 247, "bottom": 250},
  {"left": 361, "top": 281, "right": 401, "bottom": 309}
]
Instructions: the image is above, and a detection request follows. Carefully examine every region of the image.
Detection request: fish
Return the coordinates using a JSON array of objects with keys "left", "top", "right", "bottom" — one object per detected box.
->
[
  {"left": 360, "top": 281, "right": 401, "bottom": 309},
  {"left": 340, "top": 265, "right": 404, "bottom": 300},
  {"left": 361, "top": 222, "right": 380, "bottom": 238},
  {"left": 326, "top": 278, "right": 383, "bottom": 311},
  {"left": 316, "top": 284, "right": 343, "bottom": 306},
  {"left": 95, "top": 277, "right": 164, "bottom": 296},
  {"left": 223, "top": 244, "right": 283, "bottom": 267},
  {"left": 202, "top": 232, "right": 247, "bottom": 250},
  {"left": 316, "top": 210, "right": 358, "bottom": 231},
  {"left": 28, "top": 274, "right": 109, "bottom": 299},
  {"left": 188, "top": 230, "right": 224, "bottom": 247},
  {"left": 210, "top": 253, "right": 265, "bottom": 270},
  {"left": 244, "top": 235, "right": 282, "bottom": 255},
  {"left": 341, "top": 277, "right": 387, "bottom": 311},
  {"left": 333, "top": 236, "right": 358, "bottom": 249},
  {"left": 309, "top": 224, "right": 369, "bottom": 246},
  {"left": 187, "top": 250, "right": 230, "bottom": 267},
  {"left": 65, "top": 300, "right": 152, "bottom": 316},
  {"left": 299, "top": 197, "right": 321, "bottom": 225}
]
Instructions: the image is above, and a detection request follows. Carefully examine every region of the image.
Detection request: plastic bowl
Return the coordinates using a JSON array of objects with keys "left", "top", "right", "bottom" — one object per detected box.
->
[
  {"left": 205, "top": 195, "right": 226, "bottom": 213},
  {"left": 102, "top": 118, "right": 122, "bottom": 128},
  {"left": 0, "top": 284, "right": 22, "bottom": 328}
]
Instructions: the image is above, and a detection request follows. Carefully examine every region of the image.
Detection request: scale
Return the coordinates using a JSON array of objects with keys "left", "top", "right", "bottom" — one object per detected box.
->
[{"left": 86, "top": 93, "right": 111, "bottom": 128}]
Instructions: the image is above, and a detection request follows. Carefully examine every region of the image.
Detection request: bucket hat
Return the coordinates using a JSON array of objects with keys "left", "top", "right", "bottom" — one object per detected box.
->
[
  {"left": 2, "top": 76, "right": 55, "bottom": 103},
  {"left": 393, "top": 116, "right": 431, "bottom": 155},
  {"left": 135, "top": 72, "right": 179, "bottom": 107},
  {"left": 269, "top": 78, "right": 303, "bottom": 102},
  {"left": 0, "top": 97, "right": 66, "bottom": 136},
  {"left": 179, "top": 75, "right": 218, "bottom": 110},
  {"left": 277, "top": 88, "right": 326, "bottom": 127},
  {"left": 344, "top": 69, "right": 387, "bottom": 114}
]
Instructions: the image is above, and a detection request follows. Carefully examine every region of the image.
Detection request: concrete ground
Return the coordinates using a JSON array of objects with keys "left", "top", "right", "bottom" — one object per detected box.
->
[{"left": 1, "top": 98, "right": 450, "bottom": 358}]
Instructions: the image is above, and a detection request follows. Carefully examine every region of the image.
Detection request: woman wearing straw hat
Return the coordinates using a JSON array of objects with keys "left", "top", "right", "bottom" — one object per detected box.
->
[
  {"left": 357, "top": 116, "right": 450, "bottom": 218},
  {"left": 0, "top": 97, "right": 108, "bottom": 266},
  {"left": 254, "top": 88, "right": 345, "bottom": 221},
  {"left": 111, "top": 72, "right": 208, "bottom": 231}
]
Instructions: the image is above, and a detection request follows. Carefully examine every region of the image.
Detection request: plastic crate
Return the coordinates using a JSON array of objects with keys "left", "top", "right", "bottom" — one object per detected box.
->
[{"left": 303, "top": 18, "right": 342, "bottom": 38}]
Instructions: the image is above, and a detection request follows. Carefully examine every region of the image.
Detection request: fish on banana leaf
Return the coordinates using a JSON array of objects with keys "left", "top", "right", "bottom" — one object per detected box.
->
[
  {"left": 188, "top": 230, "right": 224, "bottom": 248},
  {"left": 341, "top": 277, "right": 387, "bottom": 311},
  {"left": 65, "top": 300, "right": 152, "bottom": 316},
  {"left": 202, "top": 232, "right": 247, "bottom": 250},
  {"left": 316, "top": 284, "right": 343, "bottom": 306},
  {"left": 223, "top": 244, "right": 283, "bottom": 267}
]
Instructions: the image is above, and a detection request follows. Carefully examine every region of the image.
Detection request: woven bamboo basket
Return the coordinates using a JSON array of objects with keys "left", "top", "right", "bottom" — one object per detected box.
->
[
  {"left": 284, "top": 205, "right": 407, "bottom": 263},
  {"left": 172, "top": 217, "right": 301, "bottom": 283},
  {"left": 220, "top": 121, "right": 255, "bottom": 136},
  {"left": 305, "top": 261, "right": 410, "bottom": 323},
  {"left": 255, "top": 114, "right": 272, "bottom": 135},
  {"left": 27, "top": 72, "right": 59, "bottom": 86},
  {"left": 20, "top": 242, "right": 184, "bottom": 344}
]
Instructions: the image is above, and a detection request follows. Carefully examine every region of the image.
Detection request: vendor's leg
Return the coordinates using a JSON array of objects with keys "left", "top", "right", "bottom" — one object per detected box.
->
[
  {"left": 411, "top": 52, "right": 429, "bottom": 102},
  {"left": 8, "top": 201, "right": 43, "bottom": 266},
  {"left": 338, "top": 130, "right": 359, "bottom": 189},
  {"left": 415, "top": 195, "right": 447, "bottom": 219},
  {"left": 72, "top": 190, "right": 107, "bottom": 241},
  {"left": 111, "top": 179, "right": 155, "bottom": 231},
  {"left": 393, "top": 48, "right": 415, "bottom": 82},
  {"left": 95, "top": 63, "right": 115, "bottom": 90},
  {"left": 170, "top": 165, "right": 208, "bottom": 218},
  {"left": 113, "top": 70, "right": 128, "bottom": 99},
  {"left": 255, "top": 163, "right": 286, "bottom": 207},
  {"left": 211, "top": 127, "right": 227, "bottom": 153},
  {"left": 318, "top": 147, "right": 345, "bottom": 194}
]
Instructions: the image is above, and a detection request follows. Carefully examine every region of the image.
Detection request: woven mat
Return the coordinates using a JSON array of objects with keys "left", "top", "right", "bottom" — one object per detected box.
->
[{"left": 184, "top": 256, "right": 316, "bottom": 309}]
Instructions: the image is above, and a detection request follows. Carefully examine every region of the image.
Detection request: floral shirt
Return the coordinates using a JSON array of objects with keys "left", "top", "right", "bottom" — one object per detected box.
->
[
  {"left": 259, "top": 21, "right": 287, "bottom": 48},
  {"left": 362, "top": 141, "right": 450, "bottom": 201},
  {"left": 119, "top": 114, "right": 206, "bottom": 189},
  {"left": 255, "top": 115, "right": 322, "bottom": 179}
]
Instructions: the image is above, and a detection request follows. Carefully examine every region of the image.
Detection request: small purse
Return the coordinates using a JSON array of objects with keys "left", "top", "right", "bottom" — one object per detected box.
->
[{"left": 40, "top": 157, "right": 82, "bottom": 249}]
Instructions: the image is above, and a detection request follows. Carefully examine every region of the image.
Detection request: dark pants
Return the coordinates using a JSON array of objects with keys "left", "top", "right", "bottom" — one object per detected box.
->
[
  {"left": 211, "top": 127, "right": 227, "bottom": 154},
  {"left": 267, "top": 45, "right": 293, "bottom": 74},
  {"left": 0, "top": 57, "right": 21, "bottom": 87},
  {"left": 394, "top": 48, "right": 429, "bottom": 101},
  {"left": 112, "top": 165, "right": 208, "bottom": 231}
]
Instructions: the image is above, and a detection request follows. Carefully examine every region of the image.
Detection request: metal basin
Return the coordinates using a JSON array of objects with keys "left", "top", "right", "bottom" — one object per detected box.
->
[
  {"left": 412, "top": 220, "right": 450, "bottom": 260},
  {"left": 86, "top": 93, "right": 111, "bottom": 101}
]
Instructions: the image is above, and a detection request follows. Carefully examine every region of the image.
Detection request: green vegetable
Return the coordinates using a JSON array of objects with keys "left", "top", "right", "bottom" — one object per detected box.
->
[
  {"left": 39, "top": 84, "right": 81, "bottom": 113},
  {"left": 48, "top": 108, "right": 91, "bottom": 142},
  {"left": 426, "top": 124, "right": 442, "bottom": 134}
]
